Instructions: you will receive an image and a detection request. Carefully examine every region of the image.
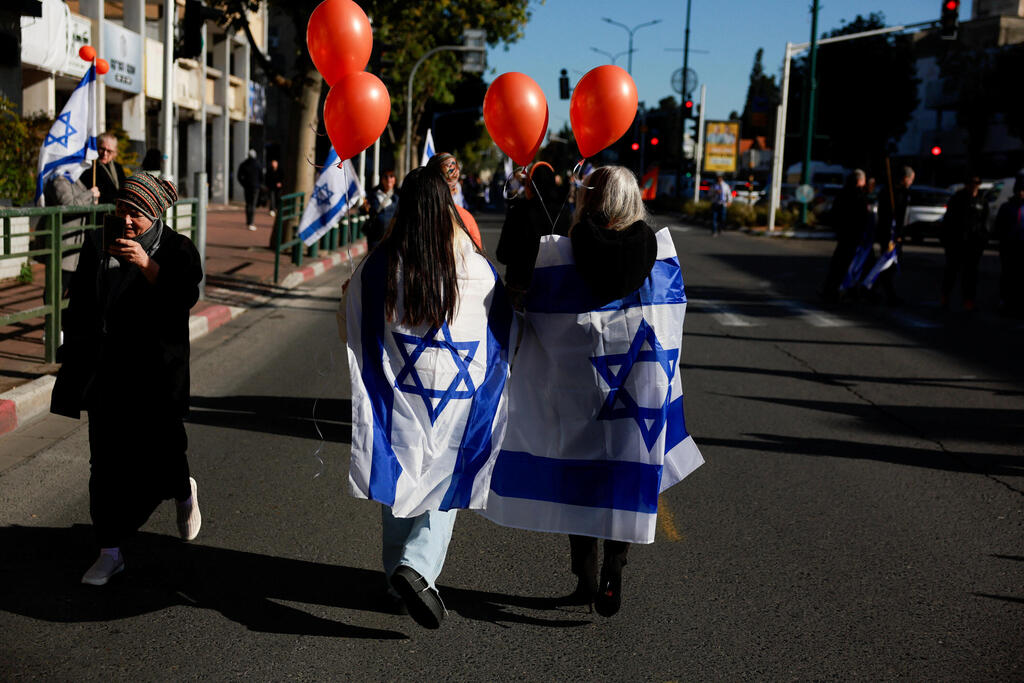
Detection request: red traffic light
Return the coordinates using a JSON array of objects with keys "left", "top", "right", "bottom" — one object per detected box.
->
[
  {"left": 944, "top": 0, "right": 959, "bottom": 10},
  {"left": 684, "top": 100, "right": 693, "bottom": 109},
  {"left": 930, "top": 145, "right": 943, "bottom": 156},
  {"left": 650, "top": 137, "right": 659, "bottom": 146},
  {"left": 630, "top": 142, "right": 640, "bottom": 151}
]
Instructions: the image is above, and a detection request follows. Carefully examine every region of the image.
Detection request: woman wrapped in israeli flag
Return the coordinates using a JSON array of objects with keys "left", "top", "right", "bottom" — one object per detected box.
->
[
  {"left": 339, "top": 166, "right": 513, "bottom": 629},
  {"left": 483, "top": 165, "right": 704, "bottom": 617}
]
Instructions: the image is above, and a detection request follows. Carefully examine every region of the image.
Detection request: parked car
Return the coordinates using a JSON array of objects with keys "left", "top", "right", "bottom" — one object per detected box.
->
[
  {"left": 734, "top": 181, "right": 765, "bottom": 206},
  {"left": 903, "top": 185, "right": 952, "bottom": 242}
]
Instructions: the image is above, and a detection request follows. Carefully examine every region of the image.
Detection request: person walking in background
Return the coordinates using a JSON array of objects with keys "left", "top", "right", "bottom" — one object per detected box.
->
[
  {"left": 265, "top": 158, "right": 284, "bottom": 218},
  {"left": 710, "top": 174, "right": 732, "bottom": 236},
  {"left": 50, "top": 174, "right": 204, "bottom": 586},
  {"left": 427, "top": 153, "right": 482, "bottom": 248},
  {"left": 237, "top": 150, "right": 262, "bottom": 231},
  {"left": 941, "top": 176, "right": 989, "bottom": 311},
  {"left": 874, "top": 166, "right": 914, "bottom": 306},
  {"left": 366, "top": 170, "right": 398, "bottom": 248},
  {"left": 338, "top": 166, "right": 512, "bottom": 629},
  {"left": 821, "top": 169, "right": 870, "bottom": 305},
  {"left": 994, "top": 173, "right": 1024, "bottom": 318},
  {"left": 92, "top": 132, "right": 126, "bottom": 206}
]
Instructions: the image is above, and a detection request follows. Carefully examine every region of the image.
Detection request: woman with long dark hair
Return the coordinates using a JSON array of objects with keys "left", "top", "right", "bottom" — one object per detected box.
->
[{"left": 339, "top": 167, "right": 513, "bottom": 629}]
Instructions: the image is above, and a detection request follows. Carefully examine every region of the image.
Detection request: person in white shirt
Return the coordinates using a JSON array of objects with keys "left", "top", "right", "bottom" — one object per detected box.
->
[{"left": 710, "top": 174, "right": 732, "bottom": 236}]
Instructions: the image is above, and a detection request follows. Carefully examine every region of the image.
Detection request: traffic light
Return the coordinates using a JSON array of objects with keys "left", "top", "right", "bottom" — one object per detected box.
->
[
  {"left": 559, "top": 69, "right": 570, "bottom": 100},
  {"left": 630, "top": 142, "right": 640, "bottom": 151},
  {"left": 940, "top": 0, "right": 959, "bottom": 40},
  {"left": 649, "top": 137, "right": 659, "bottom": 146},
  {"left": 682, "top": 99, "right": 694, "bottom": 119},
  {"left": 930, "top": 144, "right": 943, "bottom": 156}
]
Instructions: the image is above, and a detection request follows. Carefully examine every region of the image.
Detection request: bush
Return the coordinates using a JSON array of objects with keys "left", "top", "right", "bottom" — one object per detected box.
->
[
  {"left": 727, "top": 202, "right": 756, "bottom": 227},
  {"left": 0, "top": 97, "right": 48, "bottom": 206},
  {"left": 681, "top": 199, "right": 711, "bottom": 220}
]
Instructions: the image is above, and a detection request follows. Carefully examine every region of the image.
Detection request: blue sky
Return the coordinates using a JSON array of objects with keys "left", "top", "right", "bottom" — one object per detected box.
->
[{"left": 486, "top": 0, "right": 965, "bottom": 136}]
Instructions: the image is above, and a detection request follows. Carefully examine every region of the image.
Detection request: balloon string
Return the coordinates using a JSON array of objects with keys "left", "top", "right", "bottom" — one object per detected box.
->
[
  {"left": 305, "top": 154, "right": 327, "bottom": 170},
  {"left": 527, "top": 175, "right": 557, "bottom": 233}
]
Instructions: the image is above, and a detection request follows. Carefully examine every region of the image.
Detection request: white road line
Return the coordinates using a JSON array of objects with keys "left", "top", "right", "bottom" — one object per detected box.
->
[
  {"left": 776, "top": 300, "right": 853, "bottom": 328},
  {"left": 687, "top": 299, "right": 760, "bottom": 327}
]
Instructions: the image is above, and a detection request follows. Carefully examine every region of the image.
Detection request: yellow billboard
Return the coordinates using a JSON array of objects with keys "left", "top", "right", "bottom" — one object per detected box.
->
[{"left": 703, "top": 121, "right": 740, "bottom": 174}]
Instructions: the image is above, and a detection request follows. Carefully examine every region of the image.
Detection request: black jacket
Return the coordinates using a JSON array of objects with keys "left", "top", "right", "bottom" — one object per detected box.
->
[
  {"left": 570, "top": 216, "right": 658, "bottom": 306},
  {"left": 93, "top": 161, "right": 126, "bottom": 205},
  {"left": 830, "top": 184, "right": 870, "bottom": 245},
  {"left": 496, "top": 194, "right": 571, "bottom": 293},
  {"left": 51, "top": 225, "right": 203, "bottom": 418},
  {"left": 942, "top": 188, "right": 989, "bottom": 247},
  {"left": 237, "top": 158, "right": 263, "bottom": 191},
  {"left": 877, "top": 184, "right": 911, "bottom": 243}
]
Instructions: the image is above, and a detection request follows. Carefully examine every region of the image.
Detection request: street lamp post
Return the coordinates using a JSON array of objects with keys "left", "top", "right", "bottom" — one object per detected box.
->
[
  {"left": 601, "top": 17, "right": 662, "bottom": 75},
  {"left": 589, "top": 46, "right": 633, "bottom": 65},
  {"left": 405, "top": 45, "right": 486, "bottom": 178}
]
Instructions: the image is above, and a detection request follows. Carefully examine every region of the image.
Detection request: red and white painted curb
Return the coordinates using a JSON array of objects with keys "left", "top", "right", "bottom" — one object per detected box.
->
[{"left": 0, "top": 240, "right": 367, "bottom": 437}]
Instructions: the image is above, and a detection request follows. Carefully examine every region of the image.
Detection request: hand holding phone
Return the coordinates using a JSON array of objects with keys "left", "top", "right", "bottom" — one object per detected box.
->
[{"left": 102, "top": 214, "right": 125, "bottom": 252}]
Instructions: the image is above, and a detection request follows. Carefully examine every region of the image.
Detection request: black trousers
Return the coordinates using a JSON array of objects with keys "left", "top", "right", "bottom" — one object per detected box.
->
[
  {"left": 87, "top": 409, "right": 191, "bottom": 548},
  {"left": 822, "top": 238, "right": 859, "bottom": 298},
  {"left": 244, "top": 187, "right": 258, "bottom": 225},
  {"left": 942, "top": 241, "right": 985, "bottom": 302},
  {"left": 569, "top": 534, "right": 630, "bottom": 580}
]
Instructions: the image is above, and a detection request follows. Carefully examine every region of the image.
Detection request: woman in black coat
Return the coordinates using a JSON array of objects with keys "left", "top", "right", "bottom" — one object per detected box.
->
[{"left": 51, "top": 173, "right": 204, "bottom": 586}]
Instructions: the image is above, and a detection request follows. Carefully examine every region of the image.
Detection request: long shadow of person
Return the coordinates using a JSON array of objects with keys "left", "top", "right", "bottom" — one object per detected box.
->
[{"left": 0, "top": 524, "right": 403, "bottom": 639}]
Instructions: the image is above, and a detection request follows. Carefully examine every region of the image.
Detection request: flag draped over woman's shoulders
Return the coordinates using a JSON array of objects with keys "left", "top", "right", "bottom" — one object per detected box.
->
[
  {"left": 482, "top": 228, "right": 703, "bottom": 544},
  {"left": 346, "top": 234, "right": 514, "bottom": 518}
]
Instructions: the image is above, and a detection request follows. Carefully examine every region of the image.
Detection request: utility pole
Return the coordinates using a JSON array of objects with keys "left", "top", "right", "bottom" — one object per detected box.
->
[
  {"left": 601, "top": 17, "right": 662, "bottom": 76},
  {"left": 678, "top": 0, "right": 692, "bottom": 197},
  {"left": 799, "top": 0, "right": 820, "bottom": 226}
]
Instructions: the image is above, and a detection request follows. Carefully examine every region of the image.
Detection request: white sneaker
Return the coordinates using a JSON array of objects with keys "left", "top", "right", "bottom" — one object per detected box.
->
[
  {"left": 247, "top": 224, "right": 258, "bottom": 231},
  {"left": 176, "top": 477, "right": 202, "bottom": 541},
  {"left": 269, "top": 210, "right": 277, "bottom": 217},
  {"left": 82, "top": 552, "right": 124, "bottom": 586}
]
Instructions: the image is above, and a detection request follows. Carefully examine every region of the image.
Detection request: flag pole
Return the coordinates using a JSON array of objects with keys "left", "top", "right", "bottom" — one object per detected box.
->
[{"left": 91, "top": 58, "right": 97, "bottom": 192}]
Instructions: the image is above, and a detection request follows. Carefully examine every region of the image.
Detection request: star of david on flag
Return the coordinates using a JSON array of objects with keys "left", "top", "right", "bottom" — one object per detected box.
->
[
  {"left": 591, "top": 319, "right": 679, "bottom": 451},
  {"left": 35, "top": 65, "right": 98, "bottom": 205},
  {"left": 298, "top": 147, "right": 365, "bottom": 246},
  {"left": 393, "top": 324, "right": 479, "bottom": 425}
]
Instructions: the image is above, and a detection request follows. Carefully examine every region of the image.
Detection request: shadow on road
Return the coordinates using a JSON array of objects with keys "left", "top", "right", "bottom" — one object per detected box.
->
[
  {"left": 0, "top": 525, "right": 592, "bottom": 635},
  {"left": 186, "top": 395, "right": 351, "bottom": 443}
]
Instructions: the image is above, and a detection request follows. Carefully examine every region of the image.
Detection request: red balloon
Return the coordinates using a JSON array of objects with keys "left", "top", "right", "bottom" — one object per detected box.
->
[
  {"left": 95, "top": 58, "right": 110, "bottom": 75},
  {"left": 482, "top": 72, "right": 548, "bottom": 167},
  {"left": 569, "top": 65, "right": 638, "bottom": 158},
  {"left": 323, "top": 72, "right": 390, "bottom": 162},
  {"left": 306, "top": 0, "right": 372, "bottom": 86},
  {"left": 79, "top": 45, "right": 96, "bottom": 62}
]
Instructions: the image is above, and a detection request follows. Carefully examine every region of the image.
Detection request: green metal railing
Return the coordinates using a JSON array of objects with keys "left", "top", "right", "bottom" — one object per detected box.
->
[
  {"left": 0, "top": 200, "right": 199, "bottom": 363},
  {"left": 272, "top": 192, "right": 367, "bottom": 283}
]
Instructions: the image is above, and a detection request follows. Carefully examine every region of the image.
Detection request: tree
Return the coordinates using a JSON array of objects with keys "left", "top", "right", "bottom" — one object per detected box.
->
[
  {"left": 740, "top": 48, "right": 780, "bottom": 140},
  {"left": 219, "top": 0, "right": 531, "bottom": 193},
  {"left": 940, "top": 44, "right": 999, "bottom": 173},
  {"left": 785, "top": 12, "right": 919, "bottom": 174}
]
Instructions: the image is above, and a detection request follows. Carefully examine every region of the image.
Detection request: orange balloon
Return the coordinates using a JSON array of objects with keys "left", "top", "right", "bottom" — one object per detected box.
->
[
  {"left": 323, "top": 72, "right": 390, "bottom": 162},
  {"left": 306, "top": 0, "right": 372, "bottom": 86},
  {"left": 569, "top": 65, "right": 638, "bottom": 158},
  {"left": 95, "top": 58, "right": 110, "bottom": 75},
  {"left": 483, "top": 72, "right": 548, "bottom": 167},
  {"left": 79, "top": 45, "right": 96, "bottom": 62}
]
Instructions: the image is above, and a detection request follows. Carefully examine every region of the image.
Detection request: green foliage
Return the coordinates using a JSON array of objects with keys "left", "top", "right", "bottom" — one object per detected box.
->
[
  {"left": 0, "top": 97, "right": 49, "bottom": 206},
  {"left": 740, "top": 48, "right": 780, "bottom": 140},
  {"left": 787, "top": 12, "right": 919, "bottom": 172},
  {"left": 108, "top": 124, "right": 139, "bottom": 172},
  {"left": 17, "top": 261, "right": 33, "bottom": 284},
  {"left": 727, "top": 202, "right": 756, "bottom": 227}
]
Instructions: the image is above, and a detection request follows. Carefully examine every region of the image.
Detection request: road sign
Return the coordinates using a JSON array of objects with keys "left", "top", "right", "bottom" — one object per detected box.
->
[
  {"left": 795, "top": 184, "right": 814, "bottom": 203},
  {"left": 671, "top": 68, "right": 698, "bottom": 95}
]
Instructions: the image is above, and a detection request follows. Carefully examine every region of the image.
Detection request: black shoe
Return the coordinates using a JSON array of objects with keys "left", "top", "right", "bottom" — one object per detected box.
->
[
  {"left": 391, "top": 565, "right": 445, "bottom": 629},
  {"left": 561, "top": 574, "right": 598, "bottom": 607},
  {"left": 594, "top": 565, "right": 623, "bottom": 617}
]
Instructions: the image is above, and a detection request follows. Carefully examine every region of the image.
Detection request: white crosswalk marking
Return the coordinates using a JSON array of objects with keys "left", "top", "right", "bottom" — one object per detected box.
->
[
  {"left": 776, "top": 300, "right": 853, "bottom": 328},
  {"left": 688, "top": 299, "right": 760, "bottom": 327}
]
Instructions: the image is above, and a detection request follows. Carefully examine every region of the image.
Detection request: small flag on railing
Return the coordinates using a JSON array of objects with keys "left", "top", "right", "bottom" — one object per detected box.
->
[
  {"left": 35, "top": 65, "right": 98, "bottom": 206},
  {"left": 298, "top": 148, "right": 365, "bottom": 246}
]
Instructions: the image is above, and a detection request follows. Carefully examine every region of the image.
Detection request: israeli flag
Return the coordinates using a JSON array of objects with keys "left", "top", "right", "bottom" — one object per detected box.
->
[
  {"left": 840, "top": 229, "right": 877, "bottom": 292},
  {"left": 346, "top": 234, "right": 513, "bottom": 518},
  {"left": 482, "top": 228, "right": 703, "bottom": 544},
  {"left": 420, "top": 128, "right": 435, "bottom": 169},
  {"left": 35, "top": 65, "right": 97, "bottom": 205},
  {"left": 861, "top": 244, "right": 898, "bottom": 289},
  {"left": 298, "top": 148, "right": 365, "bottom": 246}
]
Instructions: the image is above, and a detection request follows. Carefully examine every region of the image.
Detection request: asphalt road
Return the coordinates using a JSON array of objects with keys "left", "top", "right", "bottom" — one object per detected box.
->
[{"left": 1, "top": 212, "right": 1021, "bottom": 680}]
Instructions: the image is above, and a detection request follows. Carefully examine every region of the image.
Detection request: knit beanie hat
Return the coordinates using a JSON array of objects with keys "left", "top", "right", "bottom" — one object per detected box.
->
[{"left": 118, "top": 173, "right": 178, "bottom": 220}]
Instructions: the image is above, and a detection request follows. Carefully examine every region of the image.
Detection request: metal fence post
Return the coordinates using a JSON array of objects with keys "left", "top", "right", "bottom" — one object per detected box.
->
[
  {"left": 45, "top": 212, "right": 60, "bottom": 363},
  {"left": 194, "top": 171, "right": 208, "bottom": 299}
]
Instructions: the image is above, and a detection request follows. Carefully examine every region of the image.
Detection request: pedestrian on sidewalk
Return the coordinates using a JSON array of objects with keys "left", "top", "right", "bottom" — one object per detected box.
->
[
  {"left": 237, "top": 150, "right": 262, "bottom": 231},
  {"left": 941, "top": 175, "right": 989, "bottom": 311},
  {"left": 874, "top": 165, "right": 914, "bottom": 306},
  {"left": 427, "top": 153, "right": 482, "bottom": 249},
  {"left": 994, "top": 173, "right": 1024, "bottom": 317},
  {"left": 821, "top": 169, "right": 869, "bottom": 304},
  {"left": 338, "top": 166, "right": 512, "bottom": 629},
  {"left": 265, "top": 158, "right": 284, "bottom": 217},
  {"left": 366, "top": 170, "right": 398, "bottom": 248},
  {"left": 482, "top": 166, "right": 703, "bottom": 618},
  {"left": 710, "top": 173, "right": 732, "bottom": 236},
  {"left": 50, "top": 173, "right": 204, "bottom": 587}
]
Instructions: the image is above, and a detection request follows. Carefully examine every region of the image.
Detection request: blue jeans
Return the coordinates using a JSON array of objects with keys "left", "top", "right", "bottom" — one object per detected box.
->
[
  {"left": 711, "top": 204, "right": 727, "bottom": 234},
  {"left": 381, "top": 505, "right": 457, "bottom": 590}
]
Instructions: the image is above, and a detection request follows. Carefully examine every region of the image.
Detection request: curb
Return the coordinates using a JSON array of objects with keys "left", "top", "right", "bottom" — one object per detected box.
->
[
  {"left": 741, "top": 227, "right": 836, "bottom": 240},
  {"left": 0, "top": 239, "right": 367, "bottom": 438}
]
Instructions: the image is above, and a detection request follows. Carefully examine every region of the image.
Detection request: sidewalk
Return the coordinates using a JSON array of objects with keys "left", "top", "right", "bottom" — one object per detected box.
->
[{"left": 0, "top": 203, "right": 365, "bottom": 435}]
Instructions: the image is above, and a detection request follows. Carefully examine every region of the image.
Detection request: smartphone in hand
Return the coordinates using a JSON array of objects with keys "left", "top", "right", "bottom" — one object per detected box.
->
[{"left": 102, "top": 214, "right": 125, "bottom": 251}]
